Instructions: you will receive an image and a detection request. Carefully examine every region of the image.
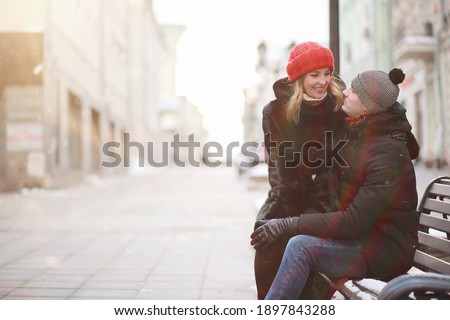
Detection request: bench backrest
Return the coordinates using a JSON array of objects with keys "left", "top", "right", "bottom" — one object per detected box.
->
[{"left": 415, "top": 176, "right": 450, "bottom": 275}]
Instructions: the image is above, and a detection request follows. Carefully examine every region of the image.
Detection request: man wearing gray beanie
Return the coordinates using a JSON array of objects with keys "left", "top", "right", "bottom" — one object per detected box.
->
[
  {"left": 345, "top": 68, "right": 406, "bottom": 115},
  {"left": 251, "top": 68, "right": 421, "bottom": 299}
]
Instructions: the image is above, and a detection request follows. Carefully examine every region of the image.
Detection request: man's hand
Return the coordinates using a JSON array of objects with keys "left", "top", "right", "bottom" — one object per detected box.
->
[{"left": 250, "top": 217, "right": 298, "bottom": 250}]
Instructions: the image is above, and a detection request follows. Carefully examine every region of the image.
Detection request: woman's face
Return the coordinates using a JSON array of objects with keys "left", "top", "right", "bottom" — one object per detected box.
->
[{"left": 302, "top": 68, "right": 332, "bottom": 98}]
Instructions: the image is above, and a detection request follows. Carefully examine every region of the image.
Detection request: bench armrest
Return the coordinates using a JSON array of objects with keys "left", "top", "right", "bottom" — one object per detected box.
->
[{"left": 378, "top": 273, "right": 450, "bottom": 299}]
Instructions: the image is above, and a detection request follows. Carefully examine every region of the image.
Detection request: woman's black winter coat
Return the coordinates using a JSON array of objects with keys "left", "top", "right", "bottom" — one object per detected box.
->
[{"left": 257, "top": 77, "right": 347, "bottom": 221}]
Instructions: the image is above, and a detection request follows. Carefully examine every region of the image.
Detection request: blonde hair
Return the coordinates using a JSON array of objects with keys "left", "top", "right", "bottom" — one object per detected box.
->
[{"left": 285, "top": 75, "right": 344, "bottom": 124}]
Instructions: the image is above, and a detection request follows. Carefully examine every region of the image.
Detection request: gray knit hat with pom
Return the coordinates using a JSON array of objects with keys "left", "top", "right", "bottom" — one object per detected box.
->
[{"left": 351, "top": 68, "right": 405, "bottom": 113}]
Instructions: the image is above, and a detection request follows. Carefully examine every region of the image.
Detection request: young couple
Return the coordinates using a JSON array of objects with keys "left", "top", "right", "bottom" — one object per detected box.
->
[{"left": 251, "top": 41, "right": 420, "bottom": 300}]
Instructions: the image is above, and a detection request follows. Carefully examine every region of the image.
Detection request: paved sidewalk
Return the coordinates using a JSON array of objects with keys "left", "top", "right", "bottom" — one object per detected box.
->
[
  {"left": 0, "top": 166, "right": 267, "bottom": 300},
  {"left": 0, "top": 163, "right": 448, "bottom": 300}
]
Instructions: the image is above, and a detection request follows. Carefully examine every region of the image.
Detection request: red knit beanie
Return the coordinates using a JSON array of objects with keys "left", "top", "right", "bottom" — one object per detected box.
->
[{"left": 286, "top": 41, "right": 334, "bottom": 82}]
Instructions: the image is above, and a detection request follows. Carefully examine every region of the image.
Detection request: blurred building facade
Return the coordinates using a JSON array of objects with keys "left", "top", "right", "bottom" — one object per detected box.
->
[
  {"left": 339, "top": 0, "right": 450, "bottom": 168},
  {"left": 242, "top": 41, "right": 293, "bottom": 146},
  {"left": 0, "top": 0, "right": 206, "bottom": 191},
  {"left": 156, "top": 25, "right": 208, "bottom": 166},
  {"left": 339, "top": 0, "right": 393, "bottom": 83}
]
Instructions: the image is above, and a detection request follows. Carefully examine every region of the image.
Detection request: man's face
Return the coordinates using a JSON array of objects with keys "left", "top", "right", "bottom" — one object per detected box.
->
[{"left": 342, "top": 86, "right": 368, "bottom": 117}]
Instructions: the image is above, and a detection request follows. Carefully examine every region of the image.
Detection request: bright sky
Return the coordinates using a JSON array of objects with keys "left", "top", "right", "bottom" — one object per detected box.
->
[{"left": 153, "top": 0, "right": 329, "bottom": 144}]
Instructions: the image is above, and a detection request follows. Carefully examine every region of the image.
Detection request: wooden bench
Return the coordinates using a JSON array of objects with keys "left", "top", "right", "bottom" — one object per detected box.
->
[{"left": 320, "top": 176, "right": 450, "bottom": 300}]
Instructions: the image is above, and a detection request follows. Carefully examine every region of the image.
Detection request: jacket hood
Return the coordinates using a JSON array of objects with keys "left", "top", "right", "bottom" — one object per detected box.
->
[
  {"left": 366, "top": 102, "right": 412, "bottom": 134},
  {"left": 272, "top": 77, "right": 293, "bottom": 104},
  {"left": 348, "top": 102, "right": 420, "bottom": 159}
]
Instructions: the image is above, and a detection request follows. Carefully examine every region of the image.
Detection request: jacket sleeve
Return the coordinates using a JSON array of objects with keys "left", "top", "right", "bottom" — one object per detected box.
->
[
  {"left": 256, "top": 106, "right": 312, "bottom": 221},
  {"left": 295, "top": 141, "right": 411, "bottom": 239}
]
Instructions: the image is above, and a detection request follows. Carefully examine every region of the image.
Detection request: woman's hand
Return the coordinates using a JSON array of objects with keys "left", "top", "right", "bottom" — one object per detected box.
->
[{"left": 250, "top": 217, "right": 298, "bottom": 250}]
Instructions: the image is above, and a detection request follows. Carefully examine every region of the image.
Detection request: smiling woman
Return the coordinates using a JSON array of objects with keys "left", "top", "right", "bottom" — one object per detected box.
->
[{"left": 152, "top": 0, "right": 330, "bottom": 144}]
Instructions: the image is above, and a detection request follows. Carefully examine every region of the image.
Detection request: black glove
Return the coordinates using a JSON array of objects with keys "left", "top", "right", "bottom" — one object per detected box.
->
[
  {"left": 253, "top": 219, "right": 267, "bottom": 231},
  {"left": 250, "top": 217, "right": 299, "bottom": 250}
]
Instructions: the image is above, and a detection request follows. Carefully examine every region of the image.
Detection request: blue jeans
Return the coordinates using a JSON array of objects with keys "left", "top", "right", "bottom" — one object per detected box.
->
[{"left": 265, "top": 235, "right": 368, "bottom": 300}]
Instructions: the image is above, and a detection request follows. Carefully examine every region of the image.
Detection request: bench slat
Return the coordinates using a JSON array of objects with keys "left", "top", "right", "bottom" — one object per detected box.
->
[
  {"left": 351, "top": 280, "right": 380, "bottom": 298},
  {"left": 418, "top": 231, "right": 450, "bottom": 253},
  {"left": 429, "top": 183, "right": 450, "bottom": 197},
  {"left": 422, "top": 198, "right": 450, "bottom": 216},
  {"left": 414, "top": 250, "right": 450, "bottom": 274},
  {"left": 419, "top": 213, "right": 450, "bottom": 233}
]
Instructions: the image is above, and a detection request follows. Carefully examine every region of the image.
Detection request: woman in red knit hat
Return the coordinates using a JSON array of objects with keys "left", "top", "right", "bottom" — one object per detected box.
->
[{"left": 252, "top": 41, "right": 347, "bottom": 300}]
